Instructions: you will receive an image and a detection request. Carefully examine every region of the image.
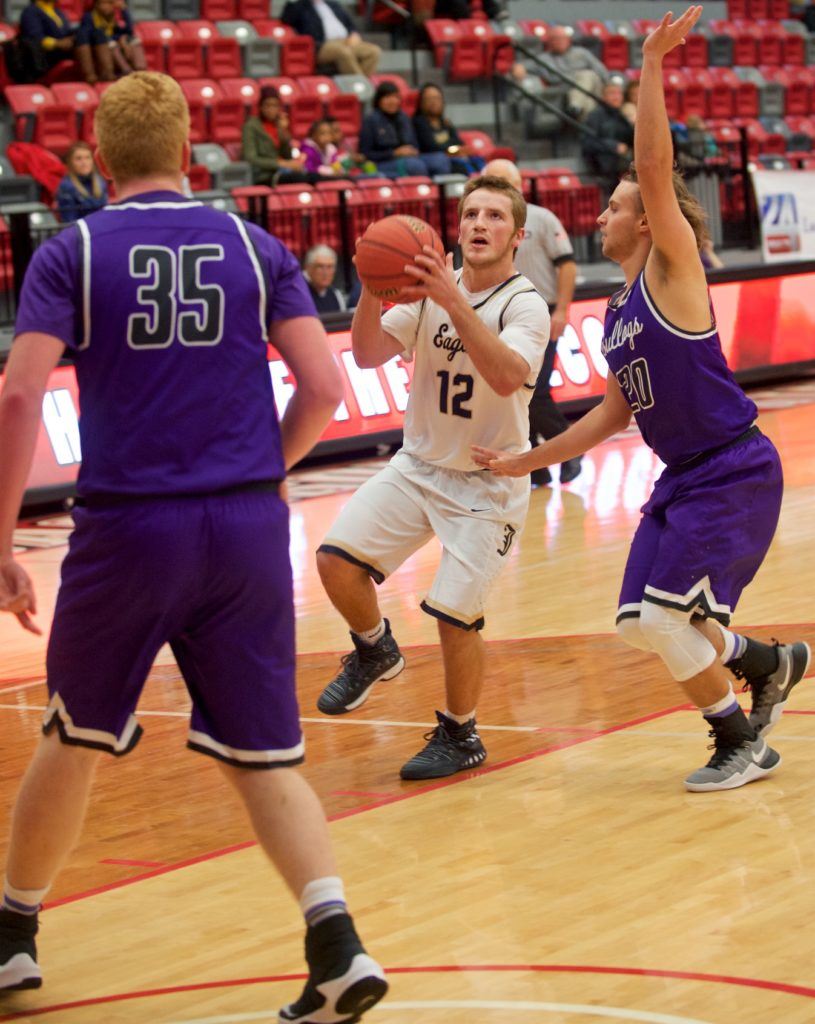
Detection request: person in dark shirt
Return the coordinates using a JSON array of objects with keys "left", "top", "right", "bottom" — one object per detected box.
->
[
  {"left": 413, "top": 83, "right": 485, "bottom": 177},
  {"left": 18, "top": 0, "right": 75, "bottom": 79},
  {"left": 55, "top": 142, "right": 108, "bottom": 222},
  {"left": 75, "top": 0, "right": 144, "bottom": 83},
  {"left": 303, "top": 245, "right": 347, "bottom": 313},
  {"left": 281, "top": 0, "right": 380, "bottom": 75},
  {"left": 581, "top": 80, "right": 635, "bottom": 195},
  {"left": 359, "top": 81, "right": 431, "bottom": 178},
  {"left": 242, "top": 86, "right": 317, "bottom": 186}
]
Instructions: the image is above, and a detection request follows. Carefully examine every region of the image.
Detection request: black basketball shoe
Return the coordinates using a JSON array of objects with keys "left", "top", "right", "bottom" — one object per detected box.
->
[
  {"left": 742, "top": 641, "right": 811, "bottom": 737},
  {"left": 278, "top": 914, "right": 387, "bottom": 1024},
  {"left": 317, "top": 621, "right": 405, "bottom": 715},
  {"left": 400, "top": 711, "right": 487, "bottom": 780},
  {"left": 0, "top": 908, "right": 42, "bottom": 991}
]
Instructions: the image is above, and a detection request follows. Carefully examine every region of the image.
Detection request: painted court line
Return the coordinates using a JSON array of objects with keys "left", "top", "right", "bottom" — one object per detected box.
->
[
  {"left": 40, "top": 702, "right": 688, "bottom": 912},
  {"left": 1, "top": 963, "right": 813, "bottom": 1022}
]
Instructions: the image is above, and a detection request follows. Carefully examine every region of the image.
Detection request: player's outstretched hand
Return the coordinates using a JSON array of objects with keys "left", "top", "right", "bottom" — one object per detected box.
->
[
  {"left": 0, "top": 558, "right": 42, "bottom": 634},
  {"left": 471, "top": 445, "right": 534, "bottom": 478},
  {"left": 642, "top": 6, "right": 703, "bottom": 59},
  {"left": 399, "top": 249, "right": 458, "bottom": 306}
]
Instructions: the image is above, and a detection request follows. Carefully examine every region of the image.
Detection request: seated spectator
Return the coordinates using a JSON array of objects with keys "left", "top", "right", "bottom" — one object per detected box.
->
[
  {"left": 621, "top": 80, "right": 638, "bottom": 125},
  {"left": 55, "top": 142, "right": 108, "bottom": 222},
  {"left": 18, "top": 0, "right": 75, "bottom": 80},
  {"left": 242, "top": 86, "right": 319, "bottom": 186},
  {"left": 303, "top": 245, "right": 348, "bottom": 313},
  {"left": 434, "top": 0, "right": 508, "bottom": 20},
  {"left": 281, "top": 0, "right": 380, "bottom": 76},
  {"left": 413, "top": 83, "right": 485, "bottom": 176},
  {"left": 327, "top": 118, "right": 377, "bottom": 176},
  {"left": 75, "top": 0, "right": 144, "bottom": 84},
  {"left": 301, "top": 118, "right": 355, "bottom": 179},
  {"left": 359, "top": 81, "right": 432, "bottom": 178},
  {"left": 581, "top": 80, "right": 633, "bottom": 194},
  {"left": 540, "top": 25, "right": 609, "bottom": 119}
]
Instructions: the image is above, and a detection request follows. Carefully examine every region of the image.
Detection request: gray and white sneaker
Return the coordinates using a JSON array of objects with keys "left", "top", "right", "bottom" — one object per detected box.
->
[
  {"left": 747, "top": 641, "right": 811, "bottom": 736},
  {"left": 685, "top": 734, "right": 781, "bottom": 792}
]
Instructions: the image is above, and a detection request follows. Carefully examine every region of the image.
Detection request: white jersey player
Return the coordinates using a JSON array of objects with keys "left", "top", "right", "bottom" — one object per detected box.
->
[{"left": 315, "top": 176, "right": 550, "bottom": 781}]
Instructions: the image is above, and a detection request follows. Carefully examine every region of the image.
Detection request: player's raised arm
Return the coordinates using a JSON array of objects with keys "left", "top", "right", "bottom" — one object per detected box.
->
[
  {"left": 0, "top": 332, "right": 65, "bottom": 632},
  {"left": 636, "top": 7, "right": 704, "bottom": 270},
  {"left": 269, "top": 315, "right": 345, "bottom": 470}
]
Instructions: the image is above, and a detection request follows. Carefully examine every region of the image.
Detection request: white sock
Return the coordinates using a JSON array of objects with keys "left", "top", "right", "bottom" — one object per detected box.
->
[
  {"left": 3, "top": 881, "right": 49, "bottom": 915},
  {"left": 701, "top": 684, "right": 738, "bottom": 718},
  {"left": 716, "top": 624, "right": 747, "bottom": 665},
  {"left": 356, "top": 620, "right": 386, "bottom": 646},
  {"left": 444, "top": 708, "right": 475, "bottom": 726},
  {"left": 300, "top": 876, "right": 347, "bottom": 928}
]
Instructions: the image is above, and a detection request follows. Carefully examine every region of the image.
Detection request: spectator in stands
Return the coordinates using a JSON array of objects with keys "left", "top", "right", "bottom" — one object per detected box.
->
[
  {"left": 281, "top": 0, "right": 381, "bottom": 76},
  {"left": 303, "top": 245, "right": 349, "bottom": 314},
  {"left": 484, "top": 158, "right": 581, "bottom": 486},
  {"left": 242, "top": 86, "right": 317, "bottom": 186},
  {"left": 621, "top": 80, "right": 639, "bottom": 125},
  {"left": 18, "top": 0, "right": 75, "bottom": 80},
  {"left": 540, "top": 25, "right": 609, "bottom": 119},
  {"left": 433, "top": 0, "right": 509, "bottom": 20},
  {"left": 413, "top": 83, "right": 486, "bottom": 176},
  {"left": 302, "top": 119, "right": 342, "bottom": 177},
  {"left": 75, "top": 0, "right": 145, "bottom": 84},
  {"left": 580, "top": 80, "right": 633, "bottom": 195},
  {"left": 55, "top": 142, "right": 108, "bottom": 222},
  {"left": 327, "top": 118, "right": 377, "bottom": 176},
  {"left": 359, "top": 81, "right": 429, "bottom": 178}
]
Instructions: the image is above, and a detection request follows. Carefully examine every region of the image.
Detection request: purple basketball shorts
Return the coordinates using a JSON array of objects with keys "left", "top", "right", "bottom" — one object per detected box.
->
[{"left": 44, "top": 490, "right": 302, "bottom": 768}]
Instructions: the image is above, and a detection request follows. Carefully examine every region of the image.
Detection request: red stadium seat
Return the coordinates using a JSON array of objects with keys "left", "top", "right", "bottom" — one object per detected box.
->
[
  {"left": 287, "top": 94, "right": 323, "bottom": 137},
  {"left": 298, "top": 75, "right": 340, "bottom": 100},
  {"left": 708, "top": 21, "right": 758, "bottom": 66},
  {"left": 219, "top": 76, "right": 260, "bottom": 113},
  {"left": 662, "top": 70, "right": 685, "bottom": 120},
  {"left": 458, "top": 19, "right": 514, "bottom": 74},
  {"left": 237, "top": 0, "right": 269, "bottom": 18},
  {"left": 200, "top": 0, "right": 236, "bottom": 19},
  {"left": 395, "top": 179, "right": 442, "bottom": 234},
  {"left": 176, "top": 19, "right": 219, "bottom": 43},
  {"left": 368, "top": 73, "right": 410, "bottom": 99},
  {"left": 33, "top": 104, "right": 75, "bottom": 155},
  {"left": 179, "top": 79, "right": 219, "bottom": 143},
  {"left": 760, "top": 67, "right": 810, "bottom": 116},
  {"left": 5, "top": 84, "right": 54, "bottom": 140},
  {"left": 210, "top": 98, "right": 244, "bottom": 145},
  {"left": 755, "top": 21, "right": 786, "bottom": 66},
  {"left": 51, "top": 82, "right": 99, "bottom": 142},
  {"left": 518, "top": 20, "right": 549, "bottom": 45},
  {"left": 188, "top": 163, "right": 212, "bottom": 191},
  {"left": 280, "top": 36, "right": 314, "bottom": 76},
  {"left": 254, "top": 19, "right": 294, "bottom": 43},
  {"left": 781, "top": 28, "right": 806, "bottom": 67},
  {"left": 326, "top": 93, "right": 361, "bottom": 136},
  {"left": 681, "top": 33, "right": 709, "bottom": 69},
  {"left": 257, "top": 75, "right": 300, "bottom": 102},
  {"left": 206, "top": 37, "right": 242, "bottom": 78},
  {"left": 167, "top": 39, "right": 205, "bottom": 79},
  {"left": 135, "top": 19, "right": 180, "bottom": 42},
  {"left": 458, "top": 129, "right": 515, "bottom": 162},
  {"left": 425, "top": 19, "right": 461, "bottom": 68},
  {"left": 768, "top": 0, "right": 789, "bottom": 15}
]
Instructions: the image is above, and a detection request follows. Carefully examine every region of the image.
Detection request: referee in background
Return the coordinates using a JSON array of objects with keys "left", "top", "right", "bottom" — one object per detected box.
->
[{"left": 484, "top": 160, "right": 581, "bottom": 487}]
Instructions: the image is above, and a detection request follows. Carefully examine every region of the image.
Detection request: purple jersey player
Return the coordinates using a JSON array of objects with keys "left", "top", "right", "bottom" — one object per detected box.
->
[
  {"left": 0, "top": 73, "right": 387, "bottom": 1022},
  {"left": 473, "top": 7, "right": 810, "bottom": 793}
]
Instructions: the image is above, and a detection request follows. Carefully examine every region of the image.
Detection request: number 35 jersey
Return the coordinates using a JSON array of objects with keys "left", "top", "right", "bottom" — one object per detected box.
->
[
  {"left": 381, "top": 271, "right": 549, "bottom": 471},
  {"left": 15, "top": 191, "right": 317, "bottom": 498},
  {"left": 602, "top": 271, "right": 757, "bottom": 468}
]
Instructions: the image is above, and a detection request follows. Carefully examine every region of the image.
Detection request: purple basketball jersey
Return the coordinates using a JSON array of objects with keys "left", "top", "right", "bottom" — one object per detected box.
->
[
  {"left": 602, "top": 271, "right": 756, "bottom": 467},
  {"left": 15, "top": 190, "right": 317, "bottom": 497}
]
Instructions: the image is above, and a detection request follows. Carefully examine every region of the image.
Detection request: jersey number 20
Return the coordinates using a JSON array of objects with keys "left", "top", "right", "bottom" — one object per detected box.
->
[
  {"left": 616, "top": 357, "right": 654, "bottom": 413},
  {"left": 127, "top": 245, "right": 225, "bottom": 349}
]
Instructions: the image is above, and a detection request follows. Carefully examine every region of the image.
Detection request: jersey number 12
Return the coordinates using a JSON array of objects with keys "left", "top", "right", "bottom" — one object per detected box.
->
[{"left": 436, "top": 370, "right": 473, "bottom": 419}]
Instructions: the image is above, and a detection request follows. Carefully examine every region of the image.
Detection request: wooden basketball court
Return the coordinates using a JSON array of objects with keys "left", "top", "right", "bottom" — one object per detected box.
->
[{"left": 1, "top": 380, "right": 814, "bottom": 1024}]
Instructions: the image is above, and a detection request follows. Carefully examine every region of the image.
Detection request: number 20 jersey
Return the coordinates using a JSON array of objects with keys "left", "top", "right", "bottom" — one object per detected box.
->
[
  {"left": 381, "top": 272, "right": 549, "bottom": 472},
  {"left": 601, "top": 271, "right": 757, "bottom": 468},
  {"left": 15, "top": 191, "right": 318, "bottom": 498}
]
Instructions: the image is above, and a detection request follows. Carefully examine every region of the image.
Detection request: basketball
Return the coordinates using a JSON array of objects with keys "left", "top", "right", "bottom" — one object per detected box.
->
[{"left": 355, "top": 215, "right": 445, "bottom": 301}]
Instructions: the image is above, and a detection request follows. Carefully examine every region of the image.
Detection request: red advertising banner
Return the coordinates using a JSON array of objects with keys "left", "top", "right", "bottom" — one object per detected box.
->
[{"left": 5, "top": 270, "right": 815, "bottom": 498}]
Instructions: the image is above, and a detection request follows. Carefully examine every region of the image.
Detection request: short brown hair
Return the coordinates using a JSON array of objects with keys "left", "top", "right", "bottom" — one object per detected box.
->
[
  {"left": 622, "top": 164, "right": 710, "bottom": 250},
  {"left": 95, "top": 72, "right": 189, "bottom": 183},
  {"left": 458, "top": 175, "right": 527, "bottom": 231}
]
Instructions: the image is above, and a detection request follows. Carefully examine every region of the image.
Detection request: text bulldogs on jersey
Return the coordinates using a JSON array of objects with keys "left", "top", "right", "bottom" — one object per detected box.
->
[{"left": 602, "top": 314, "right": 644, "bottom": 356}]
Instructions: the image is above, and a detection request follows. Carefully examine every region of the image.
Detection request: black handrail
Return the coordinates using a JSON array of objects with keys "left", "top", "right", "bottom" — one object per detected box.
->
[{"left": 365, "top": 0, "right": 418, "bottom": 85}]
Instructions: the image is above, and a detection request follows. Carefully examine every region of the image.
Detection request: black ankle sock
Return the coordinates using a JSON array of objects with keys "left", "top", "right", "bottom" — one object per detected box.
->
[
  {"left": 705, "top": 705, "right": 756, "bottom": 746},
  {"left": 727, "top": 638, "right": 779, "bottom": 680}
]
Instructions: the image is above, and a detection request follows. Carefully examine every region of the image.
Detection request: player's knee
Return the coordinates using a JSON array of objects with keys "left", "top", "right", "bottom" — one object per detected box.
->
[
  {"left": 315, "top": 548, "right": 366, "bottom": 590},
  {"left": 616, "top": 614, "right": 652, "bottom": 652},
  {"left": 638, "top": 600, "right": 717, "bottom": 682}
]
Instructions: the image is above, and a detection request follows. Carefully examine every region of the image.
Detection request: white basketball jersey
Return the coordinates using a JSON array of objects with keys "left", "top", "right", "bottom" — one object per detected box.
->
[{"left": 381, "top": 271, "right": 549, "bottom": 471}]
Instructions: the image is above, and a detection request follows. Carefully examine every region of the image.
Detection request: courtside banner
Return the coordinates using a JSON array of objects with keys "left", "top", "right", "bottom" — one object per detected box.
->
[
  {"left": 7, "top": 269, "right": 815, "bottom": 501},
  {"left": 751, "top": 169, "right": 815, "bottom": 262}
]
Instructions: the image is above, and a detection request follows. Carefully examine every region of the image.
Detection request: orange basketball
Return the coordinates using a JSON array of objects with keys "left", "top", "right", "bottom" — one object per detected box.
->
[{"left": 355, "top": 215, "right": 445, "bottom": 301}]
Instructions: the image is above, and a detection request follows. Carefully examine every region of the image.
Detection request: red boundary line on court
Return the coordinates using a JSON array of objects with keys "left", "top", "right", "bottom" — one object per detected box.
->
[
  {"left": 42, "top": 702, "right": 688, "bottom": 911},
  {"left": 1, "top": 962, "right": 813, "bottom": 1020}
]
